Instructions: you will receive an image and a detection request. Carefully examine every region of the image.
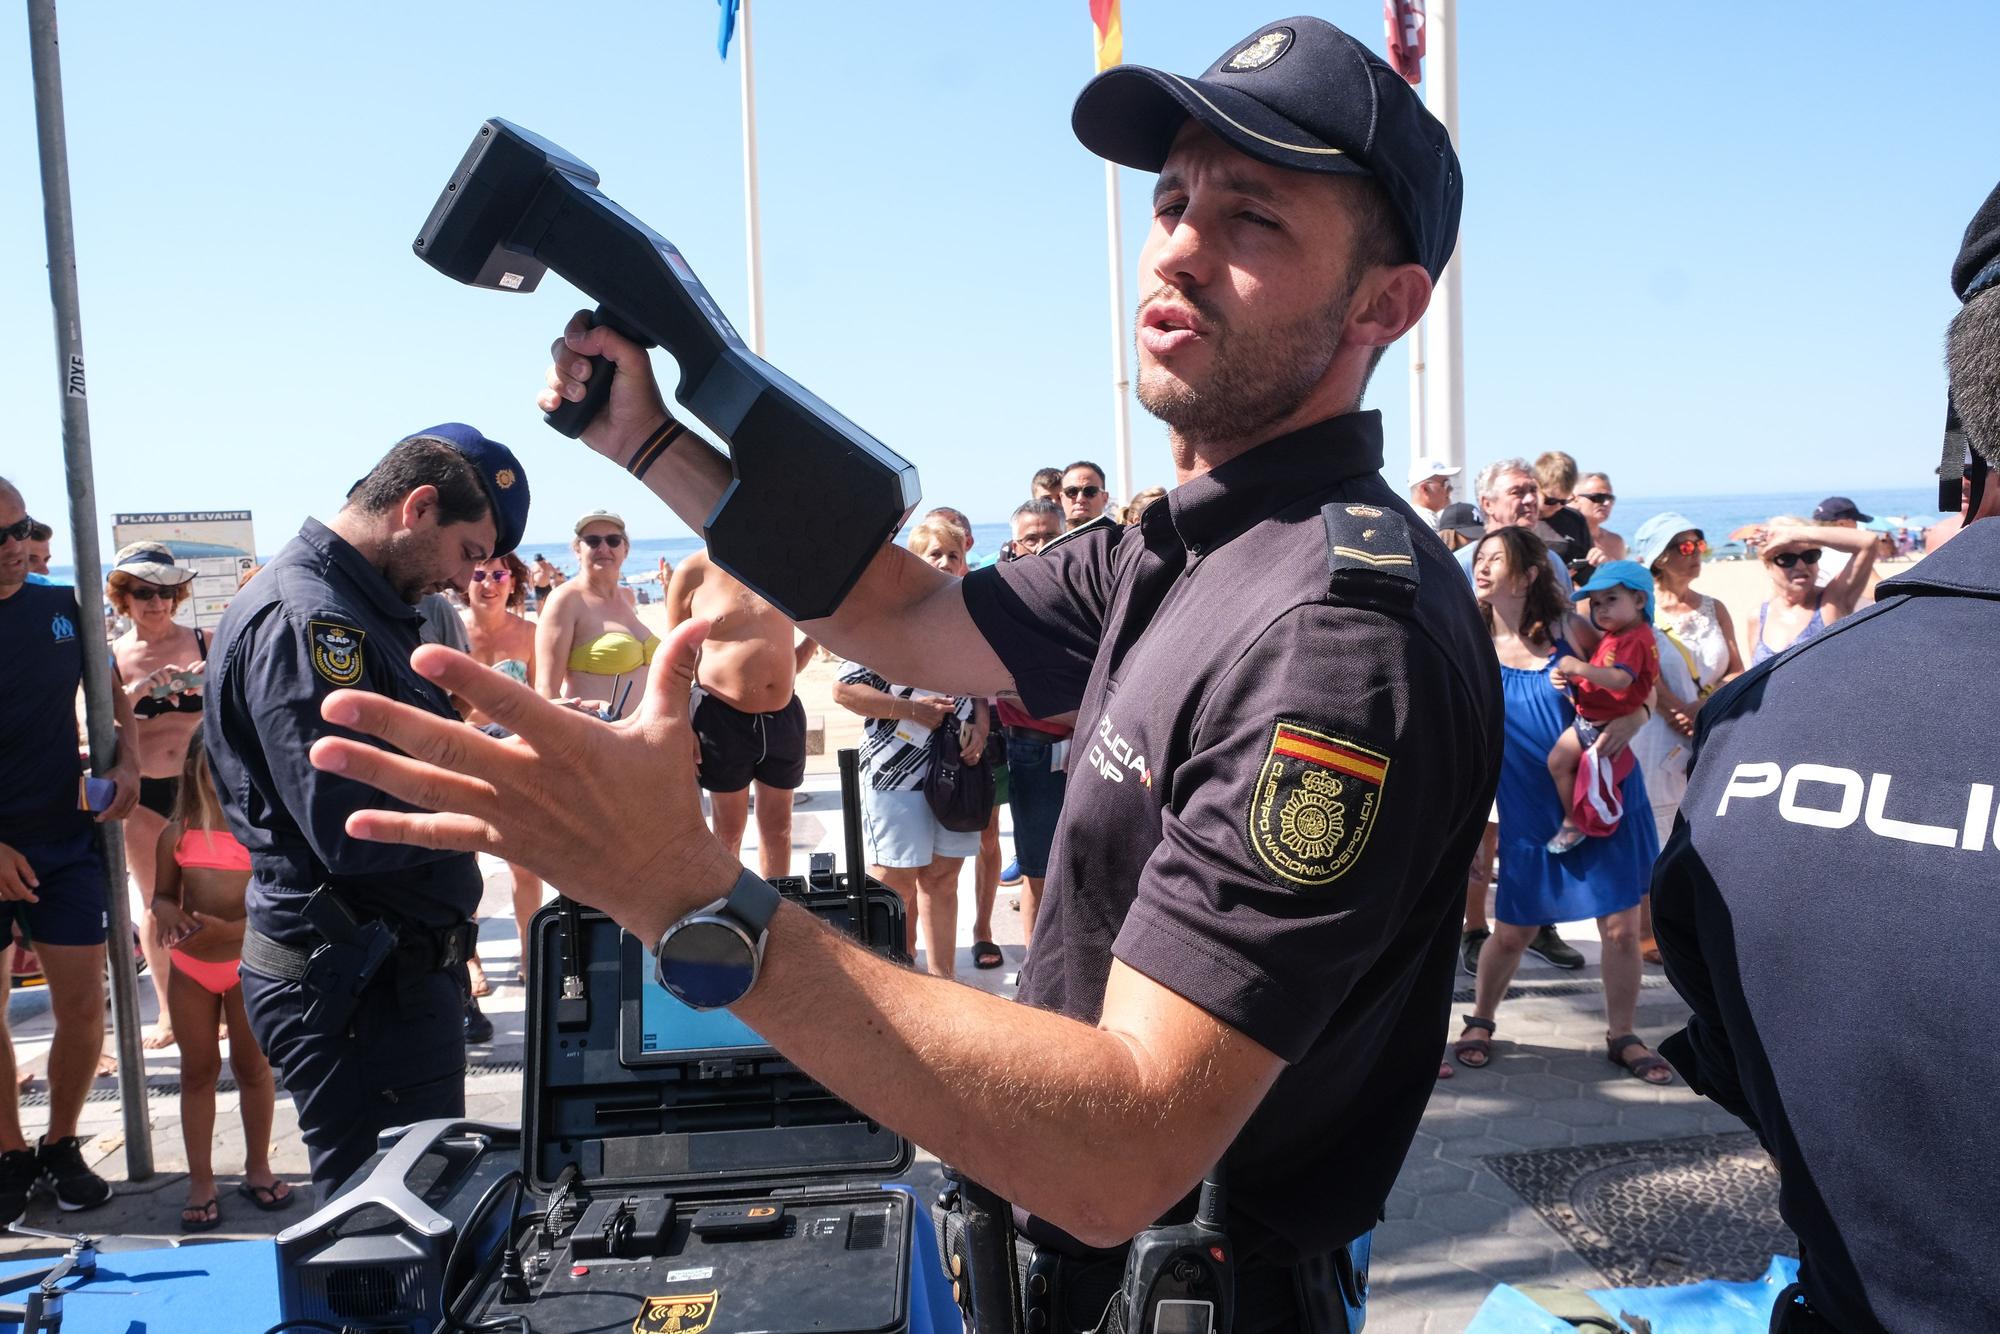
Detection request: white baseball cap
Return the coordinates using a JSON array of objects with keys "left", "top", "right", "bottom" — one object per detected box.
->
[{"left": 1406, "top": 456, "right": 1462, "bottom": 486}]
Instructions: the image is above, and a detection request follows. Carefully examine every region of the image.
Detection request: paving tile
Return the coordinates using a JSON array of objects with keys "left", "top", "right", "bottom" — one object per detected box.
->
[
  {"left": 1488, "top": 1115, "right": 1584, "bottom": 1151},
  {"left": 1499, "top": 1072, "right": 1583, "bottom": 1103},
  {"left": 1393, "top": 1155, "right": 1475, "bottom": 1198},
  {"left": 1414, "top": 1190, "right": 1513, "bottom": 1234}
]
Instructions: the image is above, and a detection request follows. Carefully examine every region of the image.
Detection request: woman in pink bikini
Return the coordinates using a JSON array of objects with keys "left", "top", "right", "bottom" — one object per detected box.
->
[{"left": 148, "top": 745, "right": 294, "bottom": 1231}]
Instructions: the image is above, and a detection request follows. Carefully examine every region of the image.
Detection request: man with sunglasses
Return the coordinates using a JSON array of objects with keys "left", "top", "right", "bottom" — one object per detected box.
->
[
  {"left": 204, "top": 424, "right": 531, "bottom": 1200},
  {"left": 1058, "top": 461, "right": 1114, "bottom": 532},
  {"left": 1651, "top": 181, "right": 2000, "bottom": 1332},
  {"left": 0, "top": 479, "right": 144, "bottom": 1221}
]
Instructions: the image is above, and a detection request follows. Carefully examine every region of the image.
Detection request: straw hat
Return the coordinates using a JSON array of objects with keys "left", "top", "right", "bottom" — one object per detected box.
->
[{"left": 110, "top": 541, "right": 194, "bottom": 587}]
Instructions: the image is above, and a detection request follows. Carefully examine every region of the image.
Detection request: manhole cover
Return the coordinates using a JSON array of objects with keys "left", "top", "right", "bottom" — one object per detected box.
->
[{"left": 1488, "top": 1132, "right": 1795, "bottom": 1287}]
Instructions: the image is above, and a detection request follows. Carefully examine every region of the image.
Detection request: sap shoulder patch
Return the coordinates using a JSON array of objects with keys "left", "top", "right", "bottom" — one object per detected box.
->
[
  {"left": 1322, "top": 502, "right": 1419, "bottom": 597},
  {"left": 308, "top": 619, "right": 366, "bottom": 687},
  {"left": 1247, "top": 720, "right": 1391, "bottom": 888}
]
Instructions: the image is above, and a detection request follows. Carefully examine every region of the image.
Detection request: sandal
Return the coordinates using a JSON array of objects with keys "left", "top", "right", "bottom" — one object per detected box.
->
[
  {"left": 971, "top": 940, "right": 1004, "bottom": 971},
  {"left": 1451, "top": 1014, "right": 1496, "bottom": 1068},
  {"left": 236, "top": 1179, "right": 296, "bottom": 1212},
  {"left": 182, "top": 1197, "right": 222, "bottom": 1232},
  {"left": 1545, "top": 824, "right": 1587, "bottom": 855},
  {"left": 466, "top": 957, "right": 492, "bottom": 998},
  {"left": 1607, "top": 1033, "right": 1674, "bottom": 1085}
]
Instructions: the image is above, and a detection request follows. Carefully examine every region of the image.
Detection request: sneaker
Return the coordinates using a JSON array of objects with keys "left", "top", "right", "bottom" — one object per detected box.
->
[
  {"left": 1526, "top": 925, "right": 1585, "bottom": 970},
  {"left": 999, "top": 858, "right": 1023, "bottom": 888},
  {"left": 1460, "top": 928, "right": 1490, "bottom": 976},
  {"left": 464, "top": 998, "right": 494, "bottom": 1045},
  {"left": 0, "top": 1149, "right": 38, "bottom": 1225},
  {"left": 36, "top": 1135, "right": 111, "bottom": 1212}
]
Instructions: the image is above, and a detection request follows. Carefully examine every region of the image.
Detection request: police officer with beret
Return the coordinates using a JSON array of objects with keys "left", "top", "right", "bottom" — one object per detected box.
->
[
  {"left": 325, "top": 21, "right": 1497, "bottom": 1330},
  {"left": 205, "top": 423, "right": 529, "bottom": 1197},
  {"left": 1650, "top": 183, "right": 2000, "bottom": 1333}
]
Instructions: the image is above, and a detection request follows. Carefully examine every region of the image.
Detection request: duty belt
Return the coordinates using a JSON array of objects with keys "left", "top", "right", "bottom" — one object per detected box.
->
[{"left": 242, "top": 915, "right": 477, "bottom": 982}]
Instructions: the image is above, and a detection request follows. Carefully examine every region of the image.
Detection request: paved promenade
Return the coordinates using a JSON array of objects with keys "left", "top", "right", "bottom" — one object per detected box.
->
[{"left": 0, "top": 776, "right": 1782, "bottom": 1333}]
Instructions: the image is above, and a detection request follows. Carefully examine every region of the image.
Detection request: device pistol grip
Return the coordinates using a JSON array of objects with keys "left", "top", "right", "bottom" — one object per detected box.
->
[{"left": 544, "top": 306, "right": 651, "bottom": 440}]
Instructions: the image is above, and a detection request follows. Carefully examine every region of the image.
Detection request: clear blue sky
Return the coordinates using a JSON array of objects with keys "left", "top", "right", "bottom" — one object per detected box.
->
[{"left": 7, "top": 2, "right": 1995, "bottom": 565}]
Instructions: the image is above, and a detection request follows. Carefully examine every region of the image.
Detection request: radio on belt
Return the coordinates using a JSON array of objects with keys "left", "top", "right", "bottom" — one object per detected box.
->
[{"left": 412, "top": 118, "right": 920, "bottom": 622}]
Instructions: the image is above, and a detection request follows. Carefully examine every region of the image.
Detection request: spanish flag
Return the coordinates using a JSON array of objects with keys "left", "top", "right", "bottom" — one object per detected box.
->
[{"left": 1090, "top": 0, "right": 1122, "bottom": 71}]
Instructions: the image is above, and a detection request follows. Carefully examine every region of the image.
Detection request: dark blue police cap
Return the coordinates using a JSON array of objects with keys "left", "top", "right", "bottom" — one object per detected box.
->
[
  {"left": 405, "top": 422, "right": 530, "bottom": 558},
  {"left": 1953, "top": 179, "right": 2000, "bottom": 302},
  {"left": 1071, "top": 16, "right": 1463, "bottom": 280}
]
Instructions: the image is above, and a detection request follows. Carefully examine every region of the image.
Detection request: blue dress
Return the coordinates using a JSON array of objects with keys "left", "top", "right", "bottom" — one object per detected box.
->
[{"left": 1495, "top": 643, "right": 1659, "bottom": 925}]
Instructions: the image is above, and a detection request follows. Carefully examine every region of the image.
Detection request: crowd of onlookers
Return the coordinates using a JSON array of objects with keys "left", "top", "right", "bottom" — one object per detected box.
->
[
  {"left": 2, "top": 451, "right": 1923, "bottom": 1232},
  {"left": 1404, "top": 452, "right": 1913, "bottom": 1086}
]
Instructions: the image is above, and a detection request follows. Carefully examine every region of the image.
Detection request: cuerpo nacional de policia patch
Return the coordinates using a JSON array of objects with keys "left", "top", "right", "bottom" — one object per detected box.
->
[
  {"left": 308, "top": 620, "right": 366, "bottom": 687},
  {"left": 1248, "top": 722, "right": 1390, "bottom": 888}
]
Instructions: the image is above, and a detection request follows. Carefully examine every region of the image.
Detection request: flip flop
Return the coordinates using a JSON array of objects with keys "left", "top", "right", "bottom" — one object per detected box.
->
[
  {"left": 971, "top": 940, "right": 1004, "bottom": 970},
  {"left": 182, "top": 1197, "right": 221, "bottom": 1232},
  {"left": 236, "top": 1180, "right": 296, "bottom": 1212},
  {"left": 1607, "top": 1033, "right": 1674, "bottom": 1085}
]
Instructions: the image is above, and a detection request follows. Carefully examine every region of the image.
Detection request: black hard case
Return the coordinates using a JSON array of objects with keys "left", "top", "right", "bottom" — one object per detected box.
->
[{"left": 486, "top": 877, "right": 916, "bottom": 1334}]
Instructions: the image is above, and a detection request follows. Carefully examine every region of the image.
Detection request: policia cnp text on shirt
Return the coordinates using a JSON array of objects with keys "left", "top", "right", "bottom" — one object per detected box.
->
[{"left": 316, "top": 20, "right": 1501, "bottom": 1333}]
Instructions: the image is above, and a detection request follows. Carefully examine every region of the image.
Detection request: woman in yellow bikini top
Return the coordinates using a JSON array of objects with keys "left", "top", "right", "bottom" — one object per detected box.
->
[{"left": 534, "top": 510, "right": 658, "bottom": 719}]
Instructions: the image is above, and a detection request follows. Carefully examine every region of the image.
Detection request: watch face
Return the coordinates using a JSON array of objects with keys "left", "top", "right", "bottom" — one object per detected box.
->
[{"left": 658, "top": 917, "right": 757, "bottom": 1009}]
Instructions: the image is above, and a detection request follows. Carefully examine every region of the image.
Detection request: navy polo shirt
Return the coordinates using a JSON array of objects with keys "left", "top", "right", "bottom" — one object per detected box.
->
[
  {"left": 204, "top": 519, "right": 480, "bottom": 945},
  {"left": 0, "top": 581, "right": 91, "bottom": 845},
  {"left": 1653, "top": 516, "right": 2000, "bottom": 1333},
  {"left": 961, "top": 411, "right": 1502, "bottom": 1264}
]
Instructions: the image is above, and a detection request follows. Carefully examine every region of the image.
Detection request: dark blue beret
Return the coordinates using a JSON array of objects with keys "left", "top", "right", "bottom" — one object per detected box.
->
[
  {"left": 1953, "top": 180, "right": 2000, "bottom": 302},
  {"left": 406, "top": 422, "right": 530, "bottom": 557}
]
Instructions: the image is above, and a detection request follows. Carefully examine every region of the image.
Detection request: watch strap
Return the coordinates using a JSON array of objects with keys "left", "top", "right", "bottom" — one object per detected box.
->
[{"left": 724, "top": 868, "right": 781, "bottom": 934}]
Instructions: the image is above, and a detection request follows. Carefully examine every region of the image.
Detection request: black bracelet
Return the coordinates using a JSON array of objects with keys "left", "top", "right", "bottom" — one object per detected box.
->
[{"left": 626, "top": 418, "right": 685, "bottom": 481}]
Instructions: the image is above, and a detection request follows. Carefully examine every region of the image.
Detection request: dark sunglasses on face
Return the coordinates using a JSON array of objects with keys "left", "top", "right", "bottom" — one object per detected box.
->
[
  {"left": 580, "top": 533, "right": 627, "bottom": 550},
  {"left": 1063, "top": 486, "right": 1102, "bottom": 500},
  {"left": 1674, "top": 538, "right": 1708, "bottom": 556},
  {"left": 1576, "top": 492, "right": 1616, "bottom": 505},
  {"left": 470, "top": 568, "right": 511, "bottom": 582},
  {"left": 125, "top": 585, "right": 175, "bottom": 602},
  {"left": 1541, "top": 494, "right": 1573, "bottom": 507},
  {"left": 0, "top": 518, "right": 32, "bottom": 544},
  {"left": 1769, "top": 547, "right": 1823, "bottom": 569}
]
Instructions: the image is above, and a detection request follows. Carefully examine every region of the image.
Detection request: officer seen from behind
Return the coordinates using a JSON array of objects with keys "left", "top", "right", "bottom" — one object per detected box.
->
[
  {"left": 317, "top": 18, "right": 1499, "bottom": 1332},
  {"left": 205, "top": 424, "right": 529, "bottom": 1197},
  {"left": 1652, "top": 182, "right": 2000, "bottom": 1332}
]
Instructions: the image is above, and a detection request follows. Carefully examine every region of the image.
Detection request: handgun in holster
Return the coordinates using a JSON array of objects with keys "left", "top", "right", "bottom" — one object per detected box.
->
[{"left": 299, "top": 888, "right": 397, "bottom": 1034}]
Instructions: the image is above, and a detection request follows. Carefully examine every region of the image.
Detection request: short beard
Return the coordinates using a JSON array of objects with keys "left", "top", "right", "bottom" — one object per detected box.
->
[
  {"left": 1134, "top": 271, "right": 1358, "bottom": 448},
  {"left": 380, "top": 530, "right": 441, "bottom": 606}
]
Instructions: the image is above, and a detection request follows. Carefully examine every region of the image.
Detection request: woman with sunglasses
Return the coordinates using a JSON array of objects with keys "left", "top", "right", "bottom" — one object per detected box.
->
[
  {"left": 536, "top": 511, "right": 656, "bottom": 719},
  {"left": 1744, "top": 516, "right": 1881, "bottom": 664},
  {"left": 460, "top": 553, "right": 546, "bottom": 986},
  {"left": 106, "top": 542, "right": 205, "bottom": 1049},
  {"left": 1572, "top": 473, "right": 1627, "bottom": 563}
]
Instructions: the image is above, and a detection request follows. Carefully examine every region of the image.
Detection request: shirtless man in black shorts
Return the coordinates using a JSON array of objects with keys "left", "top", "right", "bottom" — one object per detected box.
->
[{"left": 666, "top": 550, "right": 816, "bottom": 877}]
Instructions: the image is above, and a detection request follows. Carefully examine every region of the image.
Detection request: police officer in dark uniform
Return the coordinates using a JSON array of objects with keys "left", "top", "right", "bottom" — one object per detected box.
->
[
  {"left": 321, "top": 20, "right": 1499, "bottom": 1331},
  {"left": 205, "top": 423, "right": 529, "bottom": 1197},
  {"left": 1652, "top": 183, "right": 2000, "bottom": 1333}
]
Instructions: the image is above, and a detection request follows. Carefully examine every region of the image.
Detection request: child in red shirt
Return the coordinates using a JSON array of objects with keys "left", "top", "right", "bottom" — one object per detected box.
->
[{"left": 1546, "top": 562, "right": 1660, "bottom": 852}]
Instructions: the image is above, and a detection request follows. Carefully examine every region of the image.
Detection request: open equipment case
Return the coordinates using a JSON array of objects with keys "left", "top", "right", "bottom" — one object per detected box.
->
[{"left": 457, "top": 754, "right": 938, "bottom": 1334}]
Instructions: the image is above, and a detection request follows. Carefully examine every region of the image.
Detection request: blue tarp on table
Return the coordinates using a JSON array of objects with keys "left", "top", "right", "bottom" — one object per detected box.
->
[{"left": 1465, "top": 1256, "right": 1801, "bottom": 1334}]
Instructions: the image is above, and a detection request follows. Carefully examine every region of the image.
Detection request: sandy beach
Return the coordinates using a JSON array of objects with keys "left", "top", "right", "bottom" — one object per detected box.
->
[{"left": 631, "top": 553, "right": 1921, "bottom": 774}]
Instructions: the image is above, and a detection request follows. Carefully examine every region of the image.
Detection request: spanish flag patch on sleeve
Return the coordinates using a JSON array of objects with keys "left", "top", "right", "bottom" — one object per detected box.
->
[{"left": 1247, "top": 722, "right": 1391, "bottom": 888}]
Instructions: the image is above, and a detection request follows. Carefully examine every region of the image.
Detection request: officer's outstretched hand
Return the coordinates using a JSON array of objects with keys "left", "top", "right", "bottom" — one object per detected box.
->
[
  {"left": 307, "top": 619, "right": 743, "bottom": 943},
  {"left": 539, "top": 311, "right": 671, "bottom": 470}
]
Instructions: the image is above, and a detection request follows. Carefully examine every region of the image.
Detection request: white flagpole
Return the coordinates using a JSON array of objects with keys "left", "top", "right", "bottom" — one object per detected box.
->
[
  {"left": 739, "top": 0, "right": 766, "bottom": 356},
  {"left": 1104, "top": 158, "right": 1133, "bottom": 508},
  {"left": 1420, "top": 0, "right": 1464, "bottom": 478}
]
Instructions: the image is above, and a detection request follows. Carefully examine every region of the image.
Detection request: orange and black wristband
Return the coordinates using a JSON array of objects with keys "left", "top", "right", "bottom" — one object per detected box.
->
[{"left": 627, "top": 418, "right": 686, "bottom": 481}]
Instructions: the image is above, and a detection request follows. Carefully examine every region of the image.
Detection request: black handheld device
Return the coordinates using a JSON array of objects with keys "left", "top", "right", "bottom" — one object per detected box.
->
[
  {"left": 413, "top": 118, "right": 921, "bottom": 621},
  {"left": 1111, "top": 1169, "right": 1233, "bottom": 1334}
]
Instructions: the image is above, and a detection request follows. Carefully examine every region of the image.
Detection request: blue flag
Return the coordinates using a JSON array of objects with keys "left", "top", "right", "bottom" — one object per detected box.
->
[{"left": 717, "top": 0, "right": 740, "bottom": 59}]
